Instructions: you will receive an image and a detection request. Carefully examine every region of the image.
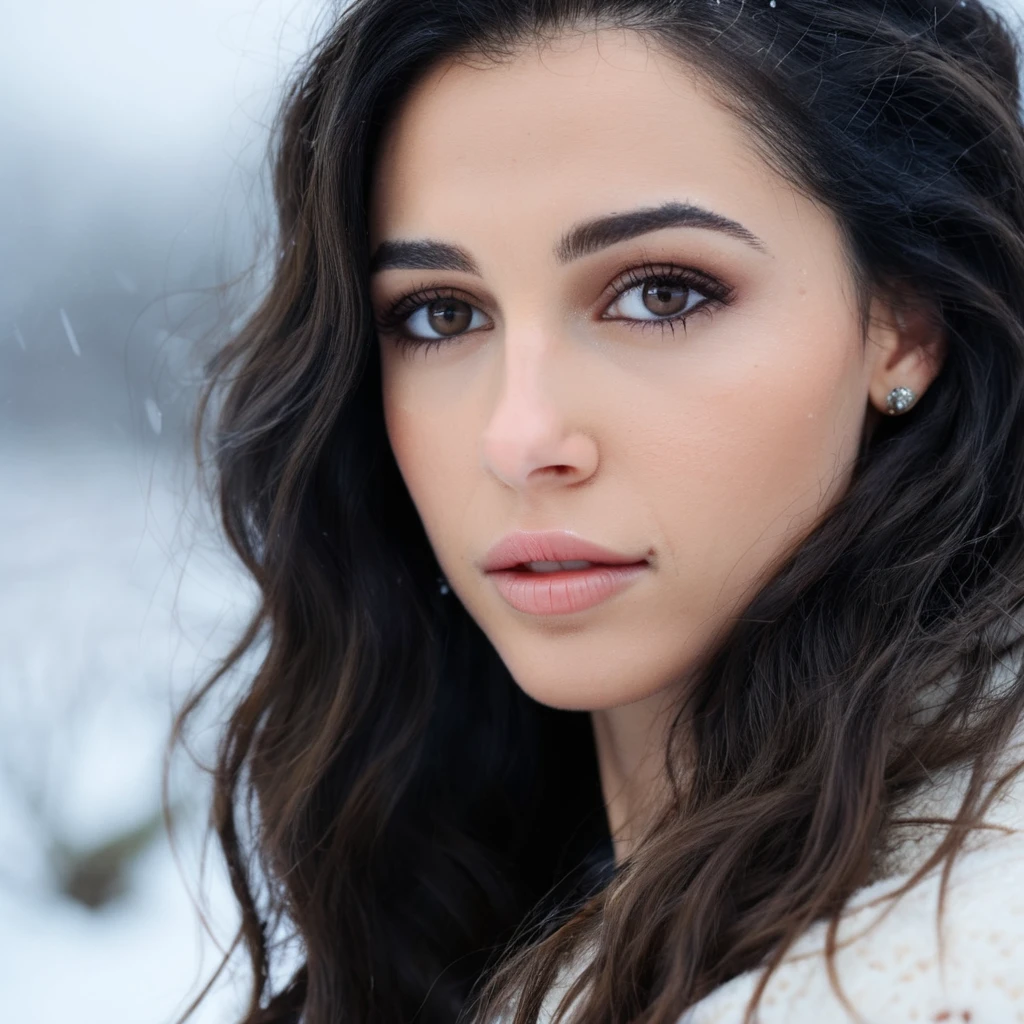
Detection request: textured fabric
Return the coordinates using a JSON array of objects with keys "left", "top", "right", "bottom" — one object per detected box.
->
[
  {"left": 533, "top": 722, "right": 1024, "bottom": 1024},
  {"left": 684, "top": 815, "right": 1024, "bottom": 1023}
]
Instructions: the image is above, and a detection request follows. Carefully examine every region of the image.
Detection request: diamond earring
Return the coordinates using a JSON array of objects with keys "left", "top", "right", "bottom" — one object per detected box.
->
[
  {"left": 437, "top": 575, "right": 451, "bottom": 596},
  {"left": 885, "top": 386, "right": 917, "bottom": 415}
]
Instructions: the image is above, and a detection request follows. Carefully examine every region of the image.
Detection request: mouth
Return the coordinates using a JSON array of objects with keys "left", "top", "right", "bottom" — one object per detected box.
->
[
  {"left": 500, "top": 559, "right": 646, "bottom": 574},
  {"left": 487, "top": 560, "right": 650, "bottom": 615}
]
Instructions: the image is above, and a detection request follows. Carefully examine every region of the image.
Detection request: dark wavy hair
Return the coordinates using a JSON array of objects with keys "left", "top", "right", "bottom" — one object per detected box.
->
[{"left": 170, "top": 1, "right": 1024, "bottom": 1022}]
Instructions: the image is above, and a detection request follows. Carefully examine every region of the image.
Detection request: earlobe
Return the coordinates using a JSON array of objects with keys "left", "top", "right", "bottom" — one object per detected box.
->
[{"left": 866, "top": 296, "right": 947, "bottom": 417}]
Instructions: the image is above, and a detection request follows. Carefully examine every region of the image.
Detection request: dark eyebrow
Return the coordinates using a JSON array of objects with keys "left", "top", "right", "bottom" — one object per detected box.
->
[
  {"left": 555, "top": 201, "right": 770, "bottom": 263},
  {"left": 370, "top": 239, "right": 479, "bottom": 275},
  {"left": 370, "top": 200, "right": 768, "bottom": 277}
]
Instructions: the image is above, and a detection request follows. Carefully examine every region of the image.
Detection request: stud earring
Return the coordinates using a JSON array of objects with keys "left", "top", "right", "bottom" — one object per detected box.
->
[
  {"left": 437, "top": 575, "right": 451, "bottom": 596},
  {"left": 885, "top": 386, "right": 917, "bottom": 415}
]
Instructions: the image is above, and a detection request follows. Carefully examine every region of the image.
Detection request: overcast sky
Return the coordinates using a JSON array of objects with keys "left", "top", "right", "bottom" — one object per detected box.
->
[
  {"left": 0, "top": 0, "right": 327, "bottom": 311},
  {"left": 0, "top": 0, "right": 332, "bottom": 439},
  {"left": 0, "top": 0, "right": 325, "bottom": 160}
]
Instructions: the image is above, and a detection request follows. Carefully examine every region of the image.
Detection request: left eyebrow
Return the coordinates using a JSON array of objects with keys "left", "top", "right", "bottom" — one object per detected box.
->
[
  {"left": 369, "top": 200, "right": 770, "bottom": 276},
  {"left": 555, "top": 201, "right": 770, "bottom": 263}
]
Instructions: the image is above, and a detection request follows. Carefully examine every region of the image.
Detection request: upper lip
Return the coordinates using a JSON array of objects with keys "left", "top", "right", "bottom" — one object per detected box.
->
[{"left": 481, "top": 531, "right": 650, "bottom": 572}]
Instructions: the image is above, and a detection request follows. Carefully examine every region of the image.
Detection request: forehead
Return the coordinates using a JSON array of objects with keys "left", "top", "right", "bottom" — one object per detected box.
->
[{"left": 369, "top": 29, "right": 787, "bottom": 245}]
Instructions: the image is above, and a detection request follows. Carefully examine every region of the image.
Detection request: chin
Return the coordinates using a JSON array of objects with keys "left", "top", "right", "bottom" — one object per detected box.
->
[{"left": 498, "top": 655, "right": 671, "bottom": 712}]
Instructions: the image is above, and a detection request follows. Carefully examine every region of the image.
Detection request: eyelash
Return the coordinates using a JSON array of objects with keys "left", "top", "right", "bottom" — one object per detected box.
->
[{"left": 374, "top": 262, "right": 735, "bottom": 354}]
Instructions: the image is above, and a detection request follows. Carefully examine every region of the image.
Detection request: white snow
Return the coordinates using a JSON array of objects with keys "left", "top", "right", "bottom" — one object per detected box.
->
[
  {"left": 58, "top": 308, "right": 81, "bottom": 357},
  {"left": 0, "top": 436, "right": 261, "bottom": 1022},
  {"left": 146, "top": 398, "right": 164, "bottom": 436}
]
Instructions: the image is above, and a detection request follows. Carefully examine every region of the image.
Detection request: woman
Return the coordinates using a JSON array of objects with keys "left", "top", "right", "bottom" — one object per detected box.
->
[{"left": 173, "top": 0, "right": 1024, "bottom": 1021}]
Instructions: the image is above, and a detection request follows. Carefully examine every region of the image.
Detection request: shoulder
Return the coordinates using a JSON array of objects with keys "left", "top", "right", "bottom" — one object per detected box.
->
[{"left": 684, "top": 829, "right": 1024, "bottom": 1024}]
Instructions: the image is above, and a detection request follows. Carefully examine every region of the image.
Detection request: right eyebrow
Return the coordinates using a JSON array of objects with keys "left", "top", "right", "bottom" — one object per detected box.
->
[{"left": 369, "top": 239, "right": 480, "bottom": 275}]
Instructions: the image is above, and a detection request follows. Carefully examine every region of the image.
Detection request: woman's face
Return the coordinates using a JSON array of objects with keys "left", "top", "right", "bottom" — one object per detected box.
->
[{"left": 370, "top": 30, "right": 910, "bottom": 711}]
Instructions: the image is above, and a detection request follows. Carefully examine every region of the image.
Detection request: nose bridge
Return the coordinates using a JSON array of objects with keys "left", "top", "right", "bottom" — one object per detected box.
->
[{"left": 480, "top": 319, "right": 595, "bottom": 488}]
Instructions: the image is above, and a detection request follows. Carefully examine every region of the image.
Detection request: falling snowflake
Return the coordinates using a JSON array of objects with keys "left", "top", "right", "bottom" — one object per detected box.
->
[
  {"left": 144, "top": 398, "right": 162, "bottom": 436},
  {"left": 113, "top": 270, "right": 138, "bottom": 294},
  {"left": 59, "top": 309, "right": 81, "bottom": 357}
]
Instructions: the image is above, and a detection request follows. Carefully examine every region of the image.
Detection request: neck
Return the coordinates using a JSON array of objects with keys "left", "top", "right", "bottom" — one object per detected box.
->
[{"left": 589, "top": 688, "right": 682, "bottom": 867}]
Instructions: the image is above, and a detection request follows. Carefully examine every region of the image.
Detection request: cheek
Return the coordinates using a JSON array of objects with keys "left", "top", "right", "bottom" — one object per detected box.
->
[
  {"left": 382, "top": 368, "right": 471, "bottom": 546},
  {"left": 639, "top": 329, "right": 867, "bottom": 605}
]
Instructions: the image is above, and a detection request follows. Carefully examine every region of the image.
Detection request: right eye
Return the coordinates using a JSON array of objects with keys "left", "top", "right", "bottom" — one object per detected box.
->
[{"left": 400, "top": 296, "right": 491, "bottom": 341}]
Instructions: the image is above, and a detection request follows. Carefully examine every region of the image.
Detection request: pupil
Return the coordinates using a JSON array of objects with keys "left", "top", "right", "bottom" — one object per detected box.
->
[
  {"left": 428, "top": 299, "right": 471, "bottom": 335},
  {"left": 643, "top": 282, "right": 688, "bottom": 316}
]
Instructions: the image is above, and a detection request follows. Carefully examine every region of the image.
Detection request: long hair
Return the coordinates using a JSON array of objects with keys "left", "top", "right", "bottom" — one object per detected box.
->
[{"left": 170, "top": 1, "right": 1024, "bottom": 1021}]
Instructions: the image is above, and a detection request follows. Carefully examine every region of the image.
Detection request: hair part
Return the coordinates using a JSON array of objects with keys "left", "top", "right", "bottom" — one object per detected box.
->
[{"left": 170, "top": 1, "right": 1024, "bottom": 1022}]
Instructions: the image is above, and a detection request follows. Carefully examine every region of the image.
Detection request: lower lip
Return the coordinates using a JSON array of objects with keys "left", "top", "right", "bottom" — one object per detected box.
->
[{"left": 487, "top": 563, "right": 649, "bottom": 616}]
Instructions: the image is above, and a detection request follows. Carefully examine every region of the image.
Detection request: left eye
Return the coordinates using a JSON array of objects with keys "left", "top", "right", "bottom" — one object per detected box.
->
[{"left": 604, "top": 279, "right": 705, "bottom": 320}]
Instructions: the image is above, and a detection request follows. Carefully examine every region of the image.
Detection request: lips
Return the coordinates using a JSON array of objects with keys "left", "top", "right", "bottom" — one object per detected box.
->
[{"left": 481, "top": 531, "right": 649, "bottom": 573}]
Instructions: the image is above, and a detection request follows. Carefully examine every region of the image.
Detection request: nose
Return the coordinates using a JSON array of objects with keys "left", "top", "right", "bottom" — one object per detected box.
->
[{"left": 479, "top": 327, "right": 599, "bottom": 492}]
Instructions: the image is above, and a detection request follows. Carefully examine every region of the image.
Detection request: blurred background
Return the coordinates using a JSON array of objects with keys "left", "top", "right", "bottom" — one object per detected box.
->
[
  {"left": 0, "top": 1, "right": 326, "bottom": 1020},
  {"left": 5, "top": 1, "right": 1024, "bottom": 1022}
]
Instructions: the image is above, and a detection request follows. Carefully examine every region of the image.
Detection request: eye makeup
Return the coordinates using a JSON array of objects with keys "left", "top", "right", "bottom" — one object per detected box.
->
[{"left": 373, "top": 260, "right": 735, "bottom": 351}]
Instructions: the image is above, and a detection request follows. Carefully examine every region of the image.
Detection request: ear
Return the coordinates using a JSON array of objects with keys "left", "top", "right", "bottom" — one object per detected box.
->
[{"left": 866, "top": 292, "right": 948, "bottom": 415}]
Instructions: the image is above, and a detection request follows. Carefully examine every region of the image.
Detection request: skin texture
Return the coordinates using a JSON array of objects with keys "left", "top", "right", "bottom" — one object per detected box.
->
[{"left": 369, "top": 30, "right": 945, "bottom": 863}]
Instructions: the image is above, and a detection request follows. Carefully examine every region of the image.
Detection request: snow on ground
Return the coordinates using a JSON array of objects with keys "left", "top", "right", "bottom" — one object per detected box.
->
[{"left": 0, "top": 433, "right": 262, "bottom": 1023}]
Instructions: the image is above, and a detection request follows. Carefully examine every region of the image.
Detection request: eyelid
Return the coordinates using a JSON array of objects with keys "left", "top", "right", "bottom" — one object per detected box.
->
[
  {"left": 598, "top": 261, "right": 734, "bottom": 313},
  {"left": 374, "top": 285, "right": 496, "bottom": 337}
]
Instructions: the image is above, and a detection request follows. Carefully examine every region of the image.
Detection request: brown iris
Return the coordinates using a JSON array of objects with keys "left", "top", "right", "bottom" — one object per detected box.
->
[
  {"left": 427, "top": 298, "right": 473, "bottom": 335},
  {"left": 642, "top": 281, "right": 690, "bottom": 316}
]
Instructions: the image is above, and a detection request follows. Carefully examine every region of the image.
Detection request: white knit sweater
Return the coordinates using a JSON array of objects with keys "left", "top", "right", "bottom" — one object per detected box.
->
[{"left": 535, "top": 721, "right": 1024, "bottom": 1023}]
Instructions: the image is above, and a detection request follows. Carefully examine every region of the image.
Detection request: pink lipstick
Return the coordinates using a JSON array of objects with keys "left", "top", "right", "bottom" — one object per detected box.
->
[{"left": 481, "top": 531, "right": 650, "bottom": 616}]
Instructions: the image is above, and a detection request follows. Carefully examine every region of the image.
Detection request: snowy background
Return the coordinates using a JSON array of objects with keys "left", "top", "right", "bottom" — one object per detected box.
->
[
  {"left": 4, "top": 1, "right": 1024, "bottom": 1023},
  {"left": 0, "top": 1, "right": 326, "bottom": 1020}
]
